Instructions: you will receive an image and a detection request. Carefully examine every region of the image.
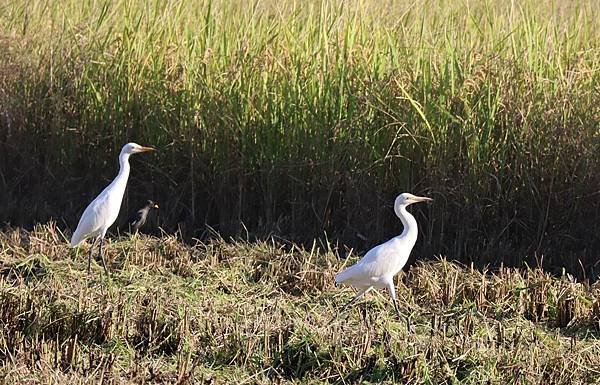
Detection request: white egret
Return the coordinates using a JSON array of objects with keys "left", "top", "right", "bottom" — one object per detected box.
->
[
  {"left": 70, "top": 142, "right": 156, "bottom": 274},
  {"left": 332, "top": 193, "right": 432, "bottom": 322}
]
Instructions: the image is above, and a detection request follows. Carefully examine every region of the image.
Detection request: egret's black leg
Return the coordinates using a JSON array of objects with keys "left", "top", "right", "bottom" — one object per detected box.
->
[
  {"left": 98, "top": 237, "right": 109, "bottom": 275},
  {"left": 87, "top": 237, "right": 99, "bottom": 275},
  {"left": 392, "top": 297, "right": 401, "bottom": 318},
  {"left": 388, "top": 281, "right": 407, "bottom": 323},
  {"left": 388, "top": 282, "right": 413, "bottom": 332},
  {"left": 405, "top": 313, "right": 414, "bottom": 333},
  {"left": 329, "top": 286, "right": 372, "bottom": 325}
]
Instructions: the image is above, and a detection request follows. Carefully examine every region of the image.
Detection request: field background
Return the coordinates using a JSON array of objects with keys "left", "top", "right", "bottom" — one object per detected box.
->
[
  {"left": 0, "top": 0, "right": 600, "bottom": 383},
  {"left": 0, "top": 0, "right": 599, "bottom": 272}
]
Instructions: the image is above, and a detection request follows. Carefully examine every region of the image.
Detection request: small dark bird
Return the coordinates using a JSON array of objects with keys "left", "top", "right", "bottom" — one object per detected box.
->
[{"left": 127, "top": 200, "right": 159, "bottom": 233}]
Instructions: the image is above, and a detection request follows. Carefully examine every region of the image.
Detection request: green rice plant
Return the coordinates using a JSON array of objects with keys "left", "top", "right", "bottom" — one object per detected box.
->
[{"left": 0, "top": 0, "right": 598, "bottom": 271}]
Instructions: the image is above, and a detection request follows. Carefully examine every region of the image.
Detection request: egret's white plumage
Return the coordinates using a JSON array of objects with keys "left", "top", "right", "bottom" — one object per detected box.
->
[
  {"left": 70, "top": 142, "right": 155, "bottom": 274},
  {"left": 332, "top": 193, "right": 432, "bottom": 321}
]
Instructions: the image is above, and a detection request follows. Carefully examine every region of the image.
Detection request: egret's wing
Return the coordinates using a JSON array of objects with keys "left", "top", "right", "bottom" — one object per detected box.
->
[
  {"left": 336, "top": 237, "right": 413, "bottom": 286},
  {"left": 357, "top": 243, "right": 402, "bottom": 277},
  {"left": 70, "top": 193, "right": 110, "bottom": 246},
  {"left": 335, "top": 241, "right": 397, "bottom": 285}
]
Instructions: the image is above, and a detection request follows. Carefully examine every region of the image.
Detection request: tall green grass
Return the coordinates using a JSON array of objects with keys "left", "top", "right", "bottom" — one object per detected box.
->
[{"left": 0, "top": 0, "right": 598, "bottom": 271}]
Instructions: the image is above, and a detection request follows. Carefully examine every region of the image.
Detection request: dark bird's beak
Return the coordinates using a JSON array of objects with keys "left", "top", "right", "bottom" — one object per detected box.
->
[{"left": 153, "top": 203, "right": 159, "bottom": 209}]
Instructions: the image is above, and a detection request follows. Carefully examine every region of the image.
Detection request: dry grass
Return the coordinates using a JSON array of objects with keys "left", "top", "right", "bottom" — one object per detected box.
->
[
  {"left": 0, "top": 0, "right": 598, "bottom": 266},
  {"left": 1, "top": 223, "right": 599, "bottom": 384}
]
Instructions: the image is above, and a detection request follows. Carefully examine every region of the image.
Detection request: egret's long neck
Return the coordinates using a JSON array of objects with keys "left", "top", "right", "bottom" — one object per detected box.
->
[
  {"left": 394, "top": 203, "right": 418, "bottom": 240},
  {"left": 108, "top": 152, "right": 131, "bottom": 194}
]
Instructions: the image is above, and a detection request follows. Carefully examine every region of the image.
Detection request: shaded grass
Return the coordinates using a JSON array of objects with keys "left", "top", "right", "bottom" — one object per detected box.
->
[
  {"left": 1, "top": 223, "right": 599, "bottom": 384},
  {"left": 0, "top": 0, "right": 598, "bottom": 272}
]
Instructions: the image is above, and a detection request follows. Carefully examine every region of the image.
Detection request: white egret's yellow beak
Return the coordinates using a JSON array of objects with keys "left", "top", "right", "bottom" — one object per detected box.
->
[
  {"left": 410, "top": 195, "right": 433, "bottom": 203},
  {"left": 139, "top": 146, "right": 156, "bottom": 152}
]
